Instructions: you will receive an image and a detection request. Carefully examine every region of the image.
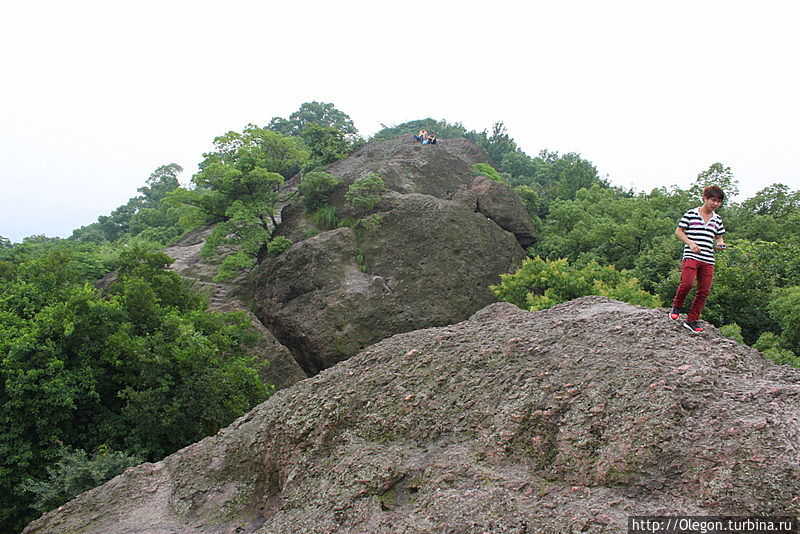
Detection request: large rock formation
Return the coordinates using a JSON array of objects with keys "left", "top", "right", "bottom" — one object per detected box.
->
[
  {"left": 24, "top": 297, "right": 800, "bottom": 534},
  {"left": 255, "top": 136, "right": 536, "bottom": 374},
  {"left": 255, "top": 193, "right": 525, "bottom": 374}
]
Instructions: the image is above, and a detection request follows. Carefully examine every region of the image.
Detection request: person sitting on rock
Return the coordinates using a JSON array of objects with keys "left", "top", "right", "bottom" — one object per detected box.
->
[
  {"left": 422, "top": 132, "right": 437, "bottom": 145},
  {"left": 413, "top": 129, "right": 428, "bottom": 142}
]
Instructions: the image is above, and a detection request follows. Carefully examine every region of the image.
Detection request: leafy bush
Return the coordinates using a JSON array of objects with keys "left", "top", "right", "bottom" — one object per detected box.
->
[
  {"left": 719, "top": 323, "right": 745, "bottom": 344},
  {"left": 0, "top": 245, "right": 271, "bottom": 530},
  {"left": 754, "top": 331, "right": 800, "bottom": 366},
  {"left": 767, "top": 286, "right": 800, "bottom": 355},
  {"left": 299, "top": 171, "right": 342, "bottom": 211},
  {"left": 471, "top": 163, "right": 505, "bottom": 183},
  {"left": 267, "top": 236, "right": 292, "bottom": 254},
  {"left": 492, "top": 256, "right": 661, "bottom": 311},
  {"left": 346, "top": 174, "right": 386, "bottom": 212},
  {"left": 21, "top": 446, "right": 142, "bottom": 513}
]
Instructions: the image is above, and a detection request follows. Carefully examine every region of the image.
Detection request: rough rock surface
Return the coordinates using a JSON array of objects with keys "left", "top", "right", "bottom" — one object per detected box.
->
[
  {"left": 256, "top": 136, "right": 535, "bottom": 374},
  {"left": 318, "top": 136, "right": 490, "bottom": 197},
  {"left": 163, "top": 228, "right": 307, "bottom": 389},
  {"left": 255, "top": 193, "right": 525, "bottom": 374},
  {"left": 24, "top": 297, "right": 800, "bottom": 534},
  {"left": 454, "top": 175, "right": 539, "bottom": 246}
]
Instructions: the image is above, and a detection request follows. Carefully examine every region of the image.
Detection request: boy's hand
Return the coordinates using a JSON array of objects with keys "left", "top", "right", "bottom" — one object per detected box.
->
[{"left": 689, "top": 242, "right": 701, "bottom": 253}]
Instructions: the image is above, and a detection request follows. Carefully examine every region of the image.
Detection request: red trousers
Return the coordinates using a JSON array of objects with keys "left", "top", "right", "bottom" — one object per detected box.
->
[{"left": 672, "top": 258, "right": 715, "bottom": 322}]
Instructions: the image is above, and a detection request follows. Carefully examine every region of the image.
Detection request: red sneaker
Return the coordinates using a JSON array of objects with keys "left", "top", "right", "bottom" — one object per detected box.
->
[{"left": 683, "top": 321, "right": 704, "bottom": 334}]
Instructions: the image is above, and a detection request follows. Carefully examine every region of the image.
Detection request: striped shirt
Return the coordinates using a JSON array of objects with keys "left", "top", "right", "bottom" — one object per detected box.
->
[{"left": 678, "top": 208, "right": 725, "bottom": 264}]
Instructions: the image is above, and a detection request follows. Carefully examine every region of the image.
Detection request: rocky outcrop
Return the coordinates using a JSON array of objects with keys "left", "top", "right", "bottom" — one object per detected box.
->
[
  {"left": 256, "top": 136, "right": 536, "bottom": 374},
  {"left": 318, "top": 136, "right": 489, "bottom": 197},
  {"left": 454, "top": 175, "right": 539, "bottom": 246},
  {"left": 255, "top": 193, "right": 525, "bottom": 374},
  {"left": 24, "top": 297, "right": 800, "bottom": 534},
  {"left": 163, "top": 228, "right": 307, "bottom": 389}
]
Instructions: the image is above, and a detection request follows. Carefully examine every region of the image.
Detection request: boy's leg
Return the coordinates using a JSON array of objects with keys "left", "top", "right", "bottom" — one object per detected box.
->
[
  {"left": 672, "top": 259, "right": 698, "bottom": 310},
  {"left": 686, "top": 262, "right": 715, "bottom": 322}
]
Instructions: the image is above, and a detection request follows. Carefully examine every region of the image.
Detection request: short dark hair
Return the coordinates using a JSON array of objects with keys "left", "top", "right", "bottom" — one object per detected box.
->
[{"left": 703, "top": 185, "right": 725, "bottom": 201}]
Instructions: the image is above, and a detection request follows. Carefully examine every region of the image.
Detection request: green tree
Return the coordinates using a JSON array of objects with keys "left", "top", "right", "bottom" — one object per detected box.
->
[
  {"left": 690, "top": 162, "right": 739, "bottom": 198},
  {"left": 753, "top": 331, "right": 799, "bottom": 366},
  {"left": 345, "top": 174, "right": 386, "bottom": 213},
  {"left": 70, "top": 164, "right": 185, "bottom": 246},
  {"left": 167, "top": 126, "right": 308, "bottom": 280},
  {"left": 491, "top": 256, "right": 661, "bottom": 311},
  {"left": 469, "top": 121, "right": 518, "bottom": 165},
  {"left": 767, "top": 286, "right": 800, "bottom": 355},
  {"left": 533, "top": 185, "right": 688, "bottom": 271},
  {"left": 701, "top": 241, "right": 787, "bottom": 343},
  {"left": 301, "top": 124, "right": 353, "bottom": 170},
  {"left": 741, "top": 183, "right": 800, "bottom": 217},
  {"left": 268, "top": 101, "right": 358, "bottom": 138},
  {"left": 500, "top": 151, "right": 539, "bottom": 180},
  {"left": 371, "top": 118, "right": 468, "bottom": 141},
  {"left": 21, "top": 446, "right": 142, "bottom": 514},
  {"left": 0, "top": 245, "right": 270, "bottom": 531},
  {"left": 299, "top": 171, "right": 342, "bottom": 211}
]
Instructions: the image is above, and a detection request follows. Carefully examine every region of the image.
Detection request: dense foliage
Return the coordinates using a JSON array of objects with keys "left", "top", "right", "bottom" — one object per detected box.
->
[
  {"left": 267, "top": 101, "right": 361, "bottom": 171},
  {"left": 71, "top": 164, "right": 187, "bottom": 246},
  {"left": 492, "top": 162, "right": 800, "bottom": 363},
  {"left": 0, "top": 242, "right": 270, "bottom": 532},
  {"left": 492, "top": 256, "right": 662, "bottom": 311},
  {"left": 166, "top": 125, "right": 308, "bottom": 281}
]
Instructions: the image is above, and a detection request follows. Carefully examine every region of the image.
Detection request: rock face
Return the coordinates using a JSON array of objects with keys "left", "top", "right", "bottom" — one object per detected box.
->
[
  {"left": 162, "top": 228, "right": 307, "bottom": 390},
  {"left": 24, "top": 297, "right": 800, "bottom": 534},
  {"left": 319, "top": 136, "right": 489, "bottom": 197},
  {"left": 454, "top": 175, "right": 539, "bottom": 246},
  {"left": 255, "top": 135, "right": 536, "bottom": 374}
]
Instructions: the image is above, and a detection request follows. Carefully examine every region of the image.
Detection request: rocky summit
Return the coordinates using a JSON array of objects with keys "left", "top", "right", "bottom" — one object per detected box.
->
[
  {"left": 254, "top": 135, "right": 537, "bottom": 374},
  {"left": 24, "top": 297, "right": 800, "bottom": 534}
]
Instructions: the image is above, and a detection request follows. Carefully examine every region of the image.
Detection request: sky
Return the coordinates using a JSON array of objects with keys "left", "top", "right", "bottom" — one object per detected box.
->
[{"left": 1, "top": 0, "right": 798, "bottom": 243}]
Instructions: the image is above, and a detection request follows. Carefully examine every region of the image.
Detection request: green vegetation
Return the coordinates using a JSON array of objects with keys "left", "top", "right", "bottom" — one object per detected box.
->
[
  {"left": 471, "top": 163, "right": 505, "bottom": 183},
  {"left": 346, "top": 173, "right": 386, "bottom": 213},
  {"left": 299, "top": 171, "right": 342, "bottom": 211},
  {"left": 268, "top": 101, "right": 359, "bottom": 138},
  {"left": 0, "top": 244, "right": 270, "bottom": 532},
  {"left": 267, "top": 101, "right": 361, "bottom": 171},
  {"left": 20, "top": 446, "right": 143, "bottom": 514},
  {"left": 492, "top": 256, "right": 661, "bottom": 311},
  {"left": 71, "top": 164, "right": 187, "bottom": 247},
  {"left": 0, "top": 101, "right": 368, "bottom": 532},
  {"left": 167, "top": 125, "right": 307, "bottom": 281}
]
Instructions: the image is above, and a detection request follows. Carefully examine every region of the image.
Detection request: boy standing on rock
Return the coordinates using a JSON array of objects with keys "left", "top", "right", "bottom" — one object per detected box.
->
[{"left": 669, "top": 185, "right": 727, "bottom": 333}]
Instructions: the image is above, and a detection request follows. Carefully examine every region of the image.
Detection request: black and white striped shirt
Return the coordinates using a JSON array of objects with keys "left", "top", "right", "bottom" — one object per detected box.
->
[{"left": 678, "top": 208, "right": 725, "bottom": 264}]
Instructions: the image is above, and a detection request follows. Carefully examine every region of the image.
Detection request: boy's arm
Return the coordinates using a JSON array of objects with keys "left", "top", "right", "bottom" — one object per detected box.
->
[
  {"left": 715, "top": 234, "right": 726, "bottom": 248},
  {"left": 675, "top": 227, "right": 701, "bottom": 253}
]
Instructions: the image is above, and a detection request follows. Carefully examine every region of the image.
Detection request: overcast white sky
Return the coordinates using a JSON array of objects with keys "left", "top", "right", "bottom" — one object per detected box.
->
[{"left": 2, "top": 0, "right": 798, "bottom": 243}]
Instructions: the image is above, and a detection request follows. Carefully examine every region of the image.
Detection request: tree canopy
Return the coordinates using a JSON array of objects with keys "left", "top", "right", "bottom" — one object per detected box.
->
[
  {"left": 167, "top": 125, "right": 308, "bottom": 280},
  {"left": 267, "top": 101, "right": 358, "bottom": 138},
  {"left": 0, "top": 243, "right": 271, "bottom": 532}
]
